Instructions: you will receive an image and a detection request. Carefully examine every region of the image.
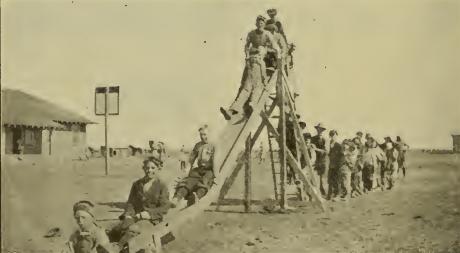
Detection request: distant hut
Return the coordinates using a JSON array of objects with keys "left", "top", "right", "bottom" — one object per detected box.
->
[
  {"left": 1, "top": 89, "right": 95, "bottom": 159},
  {"left": 452, "top": 134, "right": 460, "bottom": 153}
]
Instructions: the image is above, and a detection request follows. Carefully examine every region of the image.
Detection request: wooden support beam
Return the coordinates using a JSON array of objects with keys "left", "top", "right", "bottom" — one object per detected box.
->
[
  {"left": 277, "top": 67, "right": 287, "bottom": 210},
  {"left": 244, "top": 133, "right": 252, "bottom": 212},
  {"left": 282, "top": 84, "right": 318, "bottom": 187},
  {"left": 263, "top": 116, "right": 326, "bottom": 211},
  {"left": 215, "top": 100, "right": 278, "bottom": 210},
  {"left": 286, "top": 151, "right": 326, "bottom": 212}
]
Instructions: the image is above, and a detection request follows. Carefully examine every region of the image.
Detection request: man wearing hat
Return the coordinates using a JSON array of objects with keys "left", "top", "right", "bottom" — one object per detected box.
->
[
  {"left": 108, "top": 156, "right": 172, "bottom": 249},
  {"left": 311, "top": 123, "right": 329, "bottom": 196},
  {"left": 220, "top": 15, "right": 280, "bottom": 122},
  {"left": 65, "top": 200, "right": 115, "bottom": 253},
  {"left": 171, "top": 125, "right": 216, "bottom": 207}
]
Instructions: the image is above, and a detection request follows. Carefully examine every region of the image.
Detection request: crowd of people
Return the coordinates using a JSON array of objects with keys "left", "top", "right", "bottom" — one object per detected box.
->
[
  {"left": 294, "top": 122, "right": 410, "bottom": 201},
  {"left": 60, "top": 9, "right": 410, "bottom": 253}
]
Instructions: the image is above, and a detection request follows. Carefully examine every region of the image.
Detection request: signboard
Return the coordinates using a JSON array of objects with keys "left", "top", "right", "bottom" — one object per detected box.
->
[{"left": 95, "top": 86, "right": 120, "bottom": 115}]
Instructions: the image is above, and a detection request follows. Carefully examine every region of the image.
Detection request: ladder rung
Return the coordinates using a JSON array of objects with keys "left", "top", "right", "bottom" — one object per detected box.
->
[{"left": 271, "top": 115, "right": 280, "bottom": 118}]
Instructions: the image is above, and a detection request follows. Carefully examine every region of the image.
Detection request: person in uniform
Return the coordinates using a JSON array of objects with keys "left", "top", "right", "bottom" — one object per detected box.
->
[
  {"left": 311, "top": 123, "right": 329, "bottom": 196},
  {"left": 395, "top": 136, "right": 409, "bottom": 177},
  {"left": 351, "top": 137, "right": 364, "bottom": 197},
  {"left": 384, "top": 142, "right": 399, "bottom": 190},
  {"left": 339, "top": 140, "right": 358, "bottom": 200},
  {"left": 220, "top": 15, "right": 280, "bottom": 122},
  {"left": 171, "top": 125, "right": 216, "bottom": 207},
  {"left": 327, "top": 130, "right": 344, "bottom": 201},
  {"left": 362, "top": 137, "right": 385, "bottom": 192},
  {"left": 64, "top": 201, "right": 115, "bottom": 253},
  {"left": 108, "top": 156, "right": 172, "bottom": 250}
]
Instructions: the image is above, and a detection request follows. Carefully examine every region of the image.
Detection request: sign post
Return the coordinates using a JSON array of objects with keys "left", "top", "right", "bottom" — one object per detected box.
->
[{"left": 95, "top": 86, "right": 120, "bottom": 175}]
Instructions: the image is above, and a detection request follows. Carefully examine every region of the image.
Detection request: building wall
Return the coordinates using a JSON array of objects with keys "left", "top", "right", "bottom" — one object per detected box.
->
[
  {"left": 453, "top": 135, "right": 460, "bottom": 153},
  {"left": 41, "top": 129, "right": 52, "bottom": 155},
  {"left": 51, "top": 123, "right": 88, "bottom": 159},
  {"left": 3, "top": 126, "right": 14, "bottom": 154},
  {"left": 23, "top": 128, "right": 42, "bottom": 154}
]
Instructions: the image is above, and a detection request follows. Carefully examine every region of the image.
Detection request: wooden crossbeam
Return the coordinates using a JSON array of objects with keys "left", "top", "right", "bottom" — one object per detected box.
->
[
  {"left": 214, "top": 100, "right": 278, "bottom": 210},
  {"left": 281, "top": 81, "right": 318, "bottom": 187},
  {"left": 262, "top": 116, "right": 326, "bottom": 211},
  {"left": 244, "top": 133, "right": 252, "bottom": 212}
]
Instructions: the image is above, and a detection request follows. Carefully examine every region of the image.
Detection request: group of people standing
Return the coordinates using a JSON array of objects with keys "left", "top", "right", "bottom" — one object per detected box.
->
[{"left": 300, "top": 123, "right": 410, "bottom": 201}]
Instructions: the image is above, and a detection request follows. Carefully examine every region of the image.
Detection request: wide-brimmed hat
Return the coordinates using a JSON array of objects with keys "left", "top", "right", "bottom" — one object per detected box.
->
[{"left": 314, "top": 123, "right": 326, "bottom": 130}]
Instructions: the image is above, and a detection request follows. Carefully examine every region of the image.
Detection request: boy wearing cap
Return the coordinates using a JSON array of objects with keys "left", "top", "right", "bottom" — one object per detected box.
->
[
  {"left": 220, "top": 15, "right": 280, "bottom": 122},
  {"left": 64, "top": 201, "right": 115, "bottom": 253},
  {"left": 172, "top": 125, "right": 216, "bottom": 207},
  {"left": 311, "top": 123, "right": 329, "bottom": 196},
  {"left": 108, "top": 156, "right": 172, "bottom": 248}
]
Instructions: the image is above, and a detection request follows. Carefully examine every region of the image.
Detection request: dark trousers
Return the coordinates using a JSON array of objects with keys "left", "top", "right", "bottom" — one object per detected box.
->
[
  {"left": 327, "top": 166, "right": 340, "bottom": 199},
  {"left": 362, "top": 164, "right": 374, "bottom": 192}
]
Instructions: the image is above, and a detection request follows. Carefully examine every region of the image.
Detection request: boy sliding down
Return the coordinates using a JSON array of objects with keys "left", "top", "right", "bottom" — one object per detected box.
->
[
  {"left": 220, "top": 15, "right": 280, "bottom": 122},
  {"left": 171, "top": 125, "right": 216, "bottom": 208}
]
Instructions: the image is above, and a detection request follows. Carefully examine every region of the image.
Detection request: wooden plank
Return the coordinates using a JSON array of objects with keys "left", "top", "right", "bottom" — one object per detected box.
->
[{"left": 244, "top": 133, "right": 252, "bottom": 212}]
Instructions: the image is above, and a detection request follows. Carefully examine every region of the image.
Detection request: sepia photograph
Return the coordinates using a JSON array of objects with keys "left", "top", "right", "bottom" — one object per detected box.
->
[{"left": 1, "top": 0, "right": 459, "bottom": 252}]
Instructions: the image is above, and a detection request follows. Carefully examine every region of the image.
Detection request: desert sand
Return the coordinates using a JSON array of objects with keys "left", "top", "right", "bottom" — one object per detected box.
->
[{"left": 1, "top": 150, "right": 459, "bottom": 253}]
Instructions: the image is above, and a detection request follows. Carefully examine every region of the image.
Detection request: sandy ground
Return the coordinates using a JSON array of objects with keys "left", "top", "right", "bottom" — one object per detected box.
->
[{"left": 1, "top": 151, "right": 460, "bottom": 253}]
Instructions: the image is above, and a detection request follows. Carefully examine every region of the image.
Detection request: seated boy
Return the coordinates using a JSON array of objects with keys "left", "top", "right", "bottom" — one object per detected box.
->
[
  {"left": 63, "top": 200, "right": 115, "bottom": 253},
  {"left": 108, "top": 156, "right": 173, "bottom": 251},
  {"left": 171, "top": 126, "right": 216, "bottom": 208}
]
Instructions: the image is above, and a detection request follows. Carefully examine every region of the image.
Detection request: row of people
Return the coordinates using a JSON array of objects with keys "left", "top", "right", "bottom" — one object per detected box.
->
[{"left": 300, "top": 123, "right": 409, "bottom": 201}]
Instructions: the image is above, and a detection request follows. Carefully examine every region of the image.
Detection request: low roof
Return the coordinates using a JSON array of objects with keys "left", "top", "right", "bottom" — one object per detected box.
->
[{"left": 1, "top": 89, "right": 95, "bottom": 128}]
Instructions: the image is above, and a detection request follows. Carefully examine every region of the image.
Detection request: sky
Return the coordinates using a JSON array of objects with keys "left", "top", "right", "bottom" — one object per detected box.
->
[{"left": 2, "top": 0, "right": 460, "bottom": 149}]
